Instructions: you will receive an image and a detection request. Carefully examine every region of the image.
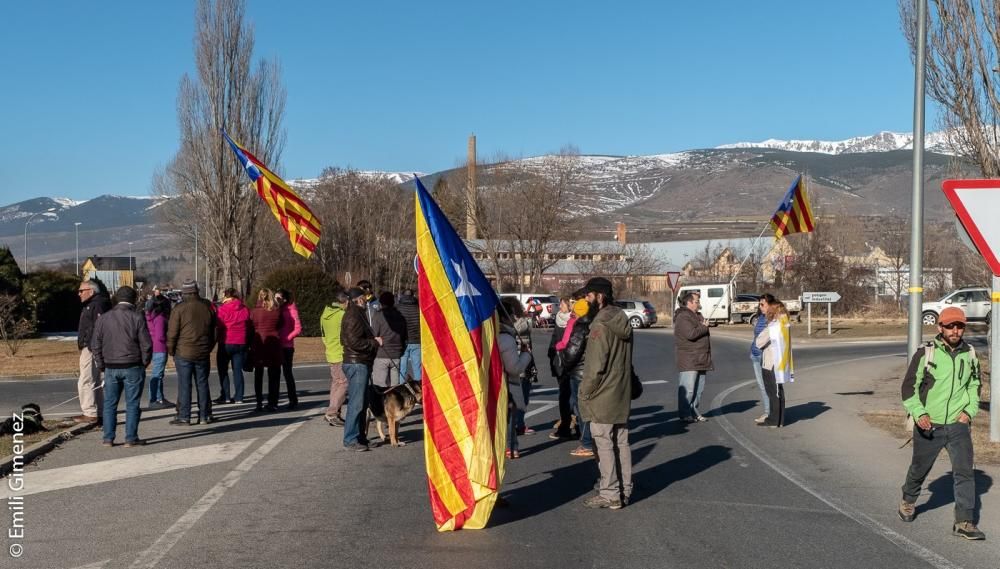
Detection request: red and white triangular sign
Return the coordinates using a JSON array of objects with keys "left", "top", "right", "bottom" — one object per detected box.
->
[
  {"left": 942, "top": 179, "right": 1000, "bottom": 276},
  {"left": 667, "top": 271, "right": 681, "bottom": 292}
]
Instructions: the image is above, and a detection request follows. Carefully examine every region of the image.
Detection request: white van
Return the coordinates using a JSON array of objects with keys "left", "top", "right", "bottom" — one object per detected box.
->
[{"left": 676, "top": 284, "right": 733, "bottom": 325}]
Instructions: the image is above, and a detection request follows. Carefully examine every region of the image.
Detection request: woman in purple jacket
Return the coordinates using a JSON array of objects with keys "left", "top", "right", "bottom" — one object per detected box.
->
[{"left": 144, "top": 292, "right": 172, "bottom": 409}]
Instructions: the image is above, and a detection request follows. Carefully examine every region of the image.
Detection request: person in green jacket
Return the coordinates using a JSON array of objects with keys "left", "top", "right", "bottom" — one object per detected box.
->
[
  {"left": 898, "top": 306, "right": 985, "bottom": 540},
  {"left": 321, "top": 291, "right": 350, "bottom": 426},
  {"left": 579, "top": 277, "right": 634, "bottom": 510}
]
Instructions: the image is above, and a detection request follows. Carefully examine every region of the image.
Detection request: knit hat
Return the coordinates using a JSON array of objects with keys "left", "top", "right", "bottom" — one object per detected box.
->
[
  {"left": 939, "top": 306, "right": 967, "bottom": 325},
  {"left": 181, "top": 280, "right": 199, "bottom": 294},
  {"left": 573, "top": 298, "right": 590, "bottom": 318},
  {"left": 346, "top": 287, "right": 366, "bottom": 300},
  {"left": 115, "top": 286, "right": 137, "bottom": 305},
  {"left": 583, "top": 277, "right": 613, "bottom": 298}
]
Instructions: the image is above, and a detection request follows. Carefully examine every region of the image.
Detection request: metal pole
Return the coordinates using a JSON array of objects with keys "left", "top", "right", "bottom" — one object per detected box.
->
[
  {"left": 23, "top": 221, "right": 28, "bottom": 274},
  {"left": 906, "top": 0, "right": 928, "bottom": 360},
  {"left": 827, "top": 302, "right": 832, "bottom": 335},
  {"left": 992, "top": 276, "right": 1000, "bottom": 442},
  {"left": 75, "top": 223, "right": 81, "bottom": 276},
  {"left": 194, "top": 226, "right": 199, "bottom": 283},
  {"left": 807, "top": 302, "right": 812, "bottom": 336}
]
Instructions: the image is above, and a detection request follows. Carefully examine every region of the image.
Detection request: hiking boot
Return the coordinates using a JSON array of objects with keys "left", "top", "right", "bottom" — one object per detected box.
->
[
  {"left": 953, "top": 521, "right": 986, "bottom": 540},
  {"left": 583, "top": 495, "right": 622, "bottom": 510},
  {"left": 898, "top": 500, "right": 916, "bottom": 522}
]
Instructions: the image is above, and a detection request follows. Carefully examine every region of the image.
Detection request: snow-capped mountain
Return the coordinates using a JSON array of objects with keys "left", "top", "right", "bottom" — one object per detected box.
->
[{"left": 717, "top": 130, "right": 954, "bottom": 155}]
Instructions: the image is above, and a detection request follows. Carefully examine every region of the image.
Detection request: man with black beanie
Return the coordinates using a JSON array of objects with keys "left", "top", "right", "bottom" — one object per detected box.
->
[{"left": 91, "top": 286, "right": 152, "bottom": 447}]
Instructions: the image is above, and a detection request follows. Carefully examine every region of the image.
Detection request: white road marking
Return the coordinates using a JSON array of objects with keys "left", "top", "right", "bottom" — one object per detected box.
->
[
  {"left": 711, "top": 353, "right": 963, "bottom": 569},
  {"left": 524, "top": 402, "right": 558, "bottom": 419},
  {"left": 68, "top": 560, "right": 111, "bottom": 569},
  {"left": 0, "top": 440, "right": 256, "bottom": 500},
  {"left": 129, "top": 409, "right": 317, "bottom": 569}
]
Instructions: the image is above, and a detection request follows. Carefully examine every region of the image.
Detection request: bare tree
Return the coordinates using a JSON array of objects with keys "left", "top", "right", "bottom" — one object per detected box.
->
[
  {"left": 156, "top": 0, "right": 286, "bottom": 296},
  {"left": 0, "top": 294, "right": 33, "bottom": 356},
  {"left": 901, "top": 0, "right": 1000, "bottom": 175}
]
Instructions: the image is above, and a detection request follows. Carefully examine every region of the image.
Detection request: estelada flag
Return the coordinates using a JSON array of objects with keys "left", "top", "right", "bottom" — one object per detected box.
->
[
  {"left": 769, "top": 174, "right": 815, "bottom": 239},
  {"left": 414, "top": 175, "right": 506, "bottom": 531},
  {"left": 222, "top": 130, "right": 321, "bottom": 258}
]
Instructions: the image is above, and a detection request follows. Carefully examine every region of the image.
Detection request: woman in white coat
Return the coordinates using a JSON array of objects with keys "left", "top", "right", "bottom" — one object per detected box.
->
[{"left": 754, "top": 301, "right": 794, "bottom": 427}]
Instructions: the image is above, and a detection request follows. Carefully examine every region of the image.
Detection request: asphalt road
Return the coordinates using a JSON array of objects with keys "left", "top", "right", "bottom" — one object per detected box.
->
[{"left": 1, "top": 328, "right": 996, "bottom": 569}]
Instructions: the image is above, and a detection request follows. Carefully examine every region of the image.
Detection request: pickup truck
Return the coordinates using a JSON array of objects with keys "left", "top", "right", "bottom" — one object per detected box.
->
[{"left": 676, "top": 284, "right": 801, "bottom": 325}]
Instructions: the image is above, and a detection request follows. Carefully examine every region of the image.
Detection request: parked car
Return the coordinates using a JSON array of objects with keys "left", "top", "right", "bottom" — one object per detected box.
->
[
  {"left": 614, "top": 299, "right": 658, "bottom": 329},
  {"left": 921, "top": 286, "right": 990, "bottom": 325}
]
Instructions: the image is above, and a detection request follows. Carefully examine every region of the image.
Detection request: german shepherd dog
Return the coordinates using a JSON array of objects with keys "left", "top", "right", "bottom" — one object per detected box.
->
[{"left": 367, "top": 380, "right": 422, "bottom": 447}]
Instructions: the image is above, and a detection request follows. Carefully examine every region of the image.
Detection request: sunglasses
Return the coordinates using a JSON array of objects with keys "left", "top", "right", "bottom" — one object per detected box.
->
[{"left": 941, "top": 322, "right": 966, "bottom": 330}]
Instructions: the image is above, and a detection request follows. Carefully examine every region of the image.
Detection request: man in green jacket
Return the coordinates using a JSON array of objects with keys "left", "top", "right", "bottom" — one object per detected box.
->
[
  {"left": 579, "top": 277, "right": 633, "bottom": 510},
  {"left": 898, "top": 306, "right": 985, "bottom": 540},
  {"left": 321, "top": 291, "right": 349, "bottom": 426}
]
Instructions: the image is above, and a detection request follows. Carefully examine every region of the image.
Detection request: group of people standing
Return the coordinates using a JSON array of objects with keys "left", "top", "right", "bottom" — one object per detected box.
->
[
  {"left": 74, "top": 278, "right": 304, "bottom": 446},
  {"left": 318, "top": 281, "right": 423, "bottom": 452}
]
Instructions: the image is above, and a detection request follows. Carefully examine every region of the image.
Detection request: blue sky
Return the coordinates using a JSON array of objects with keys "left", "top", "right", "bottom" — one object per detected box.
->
[{"left": 1, "top": 1, "right": 925, "bottom": 204}]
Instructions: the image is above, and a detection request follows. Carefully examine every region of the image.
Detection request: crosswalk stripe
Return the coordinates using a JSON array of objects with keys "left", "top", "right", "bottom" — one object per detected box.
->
[{"left": 0, "top": 439, "right": 255, "bottom": 500}]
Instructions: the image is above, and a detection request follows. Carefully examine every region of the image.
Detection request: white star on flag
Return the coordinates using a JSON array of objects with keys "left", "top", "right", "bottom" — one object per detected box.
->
[{"left": 452, "top": 260, "right": 482, "bottom": 299}]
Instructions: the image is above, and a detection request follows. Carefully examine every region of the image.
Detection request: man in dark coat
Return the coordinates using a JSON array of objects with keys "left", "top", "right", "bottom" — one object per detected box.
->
[
  {"left": 91, "top": 286, "right": 152, "bottom": 446},
  {"left": 167, "top": 280, "right": 217, "bottom": 426},
  {"left": 76, "top": 279, "right": 112, "bottom": 424},
  {"left": 341, "top": 287, "right": 382, "bottom": 452},
  {"left": 674, "top": 290, "right": 713, "bottom": 423},
  {"left": 579, "top": 277, "right": 634, "bottom": 510}
]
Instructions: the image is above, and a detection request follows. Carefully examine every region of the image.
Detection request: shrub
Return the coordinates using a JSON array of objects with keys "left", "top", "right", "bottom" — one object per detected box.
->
[
  {"left": 257, "top": 265, "right": 341, "bottom": 337},
  {"left": 22, "top": 271, "right": 82, "bottom": 333},
  {"left": 0, "top": 247, "right": 22, "bottom": 295}
]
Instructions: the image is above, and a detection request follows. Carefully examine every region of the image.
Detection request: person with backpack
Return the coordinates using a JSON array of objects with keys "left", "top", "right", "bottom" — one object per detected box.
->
[{"left": 897, "top": 307, "right": 985, "bottom": 540}]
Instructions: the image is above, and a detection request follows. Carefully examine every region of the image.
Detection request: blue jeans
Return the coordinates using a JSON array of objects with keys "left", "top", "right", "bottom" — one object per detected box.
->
[
  {"left": 148, "top": 352, "right": 167, "bottom": 404},
  {"left": 103, "top": 367, "right": 145, "bottom": 443},
  {"left": 343, "top": 363, "right": 372, "bottom": 446},
  {"left": 399, "top": 343, "right": 422, "bottom": 383},
  {"left": 217, "top": 344, "right": 246, "bottom": 401},
  {"left": 678, "top": 370, "right": 707, "bottom": 419},
  {"left": 175, "top": 356, "right": 211, "bottom": 422},
  {"left": 750, "top": 355, "right": 770, "bottom": 415},
  {"left": 569, "top": 376, "right": 592, "bottom": 449}
]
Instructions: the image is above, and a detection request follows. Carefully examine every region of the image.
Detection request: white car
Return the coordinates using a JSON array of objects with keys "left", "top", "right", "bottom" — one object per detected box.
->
[{"left": 921, "top": 287, "right": 990, "bottom": 325}]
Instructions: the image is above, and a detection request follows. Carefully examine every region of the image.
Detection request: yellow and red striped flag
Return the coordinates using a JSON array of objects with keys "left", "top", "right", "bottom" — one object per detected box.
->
[
  {"left": 414, "top": 175, "right": 506, "bottom": 531},
  {"left": 769, "top": 175, "right": 815, "bottom": 238},
  {"left": 223, "top": 131, "right": 321, "bottom": 258}
]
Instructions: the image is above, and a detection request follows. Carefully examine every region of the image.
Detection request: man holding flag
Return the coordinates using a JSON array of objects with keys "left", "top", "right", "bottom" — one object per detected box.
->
[{"left": 414, "top": 176, "right": 507, "bottom": 531}]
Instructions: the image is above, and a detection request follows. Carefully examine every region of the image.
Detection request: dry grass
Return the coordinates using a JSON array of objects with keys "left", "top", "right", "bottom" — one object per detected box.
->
[
  {"left": 864, "top": 410, "right": 1000, "bottom": 464},
  {"left": 0, "top": 419, "right": 76, "bottom": 458},
  {"left": 1, "top": 337, "right": 329, "bottom": 378}
]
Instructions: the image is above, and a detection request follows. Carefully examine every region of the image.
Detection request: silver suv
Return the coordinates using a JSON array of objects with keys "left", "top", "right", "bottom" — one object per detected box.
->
[
  {"left": 921, "top": 287, "right": 990, "bottom": 325},
  {"left": 614, "top": 300, "right": 658, "bottom": 329}
]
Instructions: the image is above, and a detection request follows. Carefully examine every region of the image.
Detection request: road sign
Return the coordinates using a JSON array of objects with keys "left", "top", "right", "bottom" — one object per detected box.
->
[
  {"left": 942, "top": 179, "right": 1000, "bottom": 276},
  {"left": 802, "top": 291, "right": 841, "bottom": 303},
  {"left": 666, "top": 271, "right": 681, "bottom": 292}
]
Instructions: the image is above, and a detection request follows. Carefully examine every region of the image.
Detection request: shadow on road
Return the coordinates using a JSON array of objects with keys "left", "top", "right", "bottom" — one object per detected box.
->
[
  {"left": 782, "top": 401, "right": 831, "bottom": 426},
  {"left": 490, "top": 459, "right": 596, "bottom": 527},
  {"left": 633, "top": 444, "right": 732, "bottom": 502},
  {"left": 918, "top": 469, "right": 994, "bottom": 523}
]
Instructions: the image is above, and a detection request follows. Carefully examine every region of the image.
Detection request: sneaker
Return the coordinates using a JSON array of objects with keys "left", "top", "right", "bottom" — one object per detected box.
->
[
  {"left": 523, "top": 427, "right": 536, "bottom": 435},
  {"left": 212, "top": 396, "right": 228, "bottom": 404},
  {"left": 233, "top": 399, "right": 244, "bottom": 404},
  {"left": 583, "top": 495, "right": 622, "bottom": 510},
  {"left": 549, "top": 431, "right": 573, "bottom": 440},
  {"left": 124, "top": 439, "right": 146, "bottom": 448},
  {"left": 326, "top": 416, "right": 345, "bottom": 427},
  {"left": 160, "top": 399, "right": 174, "bottom": 407},
  {"left": 754, "top": 414, "right": 768, "bottom": 424},
  {"left": 101, "top": 439, "right": 113, "bottom": 447},
  {"left": 168, "top": 419, "right": 191, "bottom": 426},
  {"left": 570, "top": 446, "right": 595, "bottom": 458},
  {"left": 953, "top": 521, "right": 986, "bottom": 540},
  {"left": 345, "top": 442, "right": 370, "bottom": 452},
  {"left": 898, "top": 500, "right": 916, "bottom": 523}
]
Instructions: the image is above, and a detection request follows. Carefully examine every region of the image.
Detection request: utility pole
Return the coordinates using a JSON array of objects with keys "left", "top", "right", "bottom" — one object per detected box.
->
[
  {"left": 74, "top": 222, "right": 82, "bottom": 276},
  {"left": 466, "top": 134, "right": 478, "bottom": 240},
  {"left": 194, "top": 225, "right": 199, "bottom": 284},
  {"left": 906, "top": 0, "right": 927, "bottom": 360}
]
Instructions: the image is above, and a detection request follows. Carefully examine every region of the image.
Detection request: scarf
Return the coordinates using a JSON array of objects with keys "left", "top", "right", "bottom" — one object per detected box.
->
[{"left": 768, "top": 315, "right": 794, "bottom": 384}]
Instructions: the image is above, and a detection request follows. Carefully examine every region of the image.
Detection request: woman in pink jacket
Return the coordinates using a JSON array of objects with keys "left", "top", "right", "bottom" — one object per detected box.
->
[
  {"left": 275, "top": 289, "right": 302, "bottom": 409},
  {"left": 215, "top": 288, "right": 251, "bottom": 404}
]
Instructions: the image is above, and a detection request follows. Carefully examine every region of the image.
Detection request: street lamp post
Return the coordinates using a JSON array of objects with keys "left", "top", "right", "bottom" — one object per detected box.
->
[
  {"left": 23, "top": 208, "right": 56, "bottom": 274},
  {"left": 128, "top": 242, "right": 133, "bottom": 271},
  {"left": 74, "top": 222, "right": 82, "bottom": 276}
]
